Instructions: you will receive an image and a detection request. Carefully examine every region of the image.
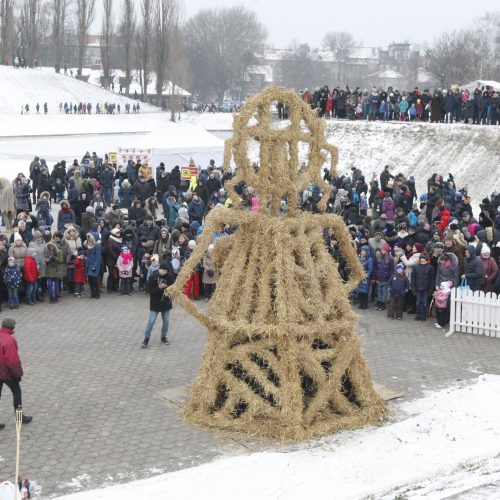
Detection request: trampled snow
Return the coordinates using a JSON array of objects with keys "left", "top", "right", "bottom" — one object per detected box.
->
[{"left": 35, "top": 375, "right": 500, "bottom": 500}]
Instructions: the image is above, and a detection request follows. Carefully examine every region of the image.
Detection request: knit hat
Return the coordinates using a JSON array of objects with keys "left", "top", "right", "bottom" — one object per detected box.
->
[
  {"left": 381, "top": 243, "right": 391, "bottom": 252},
  {"left": 188, "top": 240, "right": 196, "bottom": 250},
  {"left": 444, "top": 235, "right": 454, "bottom": 242},
  {"left": 1, "top": 317, "right": 16, "bottom": 329},
  {"left": 13, "top": 232, "right": 22, "bottom": 242},
  {"left": 110, "top": 228, "right": 121, "bottom": 237},
  {"left": 159, "top": 262, "right": 170, "bottom": 271},
  {"left": 396, "top": 263, "right": 405, "bottom": 272},
  {"left": 86, "top": 206, "right": 94, "bottom": 213},
  {"left": 8, "top": 256, "right": 15, "bottom": 264},
  {"left": 33, "top": 230, "right": 42, "bottom": 239},
  {"left": 27, "top": 247, "right": 37, "bottom": 257},
  {"left": 419, "top": 253, "right": 429, "bottom": 262},
  {"left": 481, "top": 245, "right": 491, "bottom": 255}
]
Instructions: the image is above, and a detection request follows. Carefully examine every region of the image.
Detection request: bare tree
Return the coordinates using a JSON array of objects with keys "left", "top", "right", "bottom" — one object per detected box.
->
[
  {"left": 185, "top": 6, "right": 267, "bottom": 104},
  {"left": 168, "top": 26, "right": 189, "bottom": 121},
  {"left": 278, "top": 42, "right": 325, "bottom": 91},
  {"left": 136, "top": 0, "right": 153, "bottom": 101},
  {"left": 152, "top": 0, "right": 181, "bottom": 107},
  {"left": 52, "top": 0, "right": 67, "bottom": 69},
  {"left": 0, "top": 0, "right": 15, "bottom": 64},
  {"left": 322, "top": 31, "right": 356, "bottom": 82},
  {"left": 476, "top": 12, "right": 500, "bottom": 80},
  {"left": 426, "top": 29, "right": 493, "bottom": 86},
  {"left": 119, "top": 0, "right": 135, "bottom": 95},
  {"left": 76, "top": 0, "right": 96, "bottom": 75},
  {"left": 100, "top": 0, "right": 114, "bottom": 88},
  {"left": 20, "top": 0, "right": 42, "bottom": 67}
]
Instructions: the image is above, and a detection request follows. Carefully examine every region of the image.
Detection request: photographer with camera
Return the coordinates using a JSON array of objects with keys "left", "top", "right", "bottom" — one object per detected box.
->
[{"left": 141, "top": 262, "right": 175, "bottom": 347}]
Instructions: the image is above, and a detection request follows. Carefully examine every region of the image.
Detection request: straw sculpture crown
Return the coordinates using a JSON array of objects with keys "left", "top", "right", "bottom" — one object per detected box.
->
[{"left": 167, "top": 86, "right": 386, "bottom": 441}]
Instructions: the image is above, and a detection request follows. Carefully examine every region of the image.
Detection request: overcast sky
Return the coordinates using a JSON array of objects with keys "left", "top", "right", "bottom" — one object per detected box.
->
[{"left": 180, "top": 0, "right": 493, "bottom": 48}]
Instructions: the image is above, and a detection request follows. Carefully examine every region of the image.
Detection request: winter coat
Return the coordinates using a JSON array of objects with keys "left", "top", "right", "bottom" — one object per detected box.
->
[
  {"left": 45, "top": 246, "right": 64, "bottom": 280},
  {"left": 128, "top": 205, "right": 147, "bottom": 226},
  {"left": 118, "top": 186, "right": 134, "bottom": 208},
  {"left": 374, "top": 256, "right": 394, "bottom": 282},
  {"left": 57, "top": 208, "right": 76, "bottom": 232},
  {"left": 400, "top": 252, "right": 421, "bottom": 279},
  {"left": 153, "top": 236, "right": 172, "bottom": 266},
  {"left": 148, "top": 270, "right": 175, "bottom": 312},
  {"left": 3, "top": 265, "right": 22, "bottom": 288},
  {"left": 480, "top": 256, "right": 498, "bottom": 293},
  {"left": 73, "top": 257, "right": 86, "bottom": 284},
  {"left": 99, "top": 168, "right": 115, "bottom": 188},
  {"left": 0, "top": 178, "right": 16, "bottom": 213},
  {"left": 14, "top": 182, "right": 30, "bottom": 211},
  {"left": 81, "top": 212, "right": 97, "bottom": 236},
  {"left": 411, "top": 263, "right": 435, "bottom": 292},
  {"left": 23, "top": 255, "right": 39, "bottom": 282},
  {"left": 389, "top": 273, "right": 409, "bottom": 297},
  {"left": 163, "top": 197, "right": 182, "bottom": 229},
  {"left": 463, "top": 246, "right": 484, "bottom": 291},
  {"left": 356, "top": 255, "right": 373, "bottom": 294},
  {"left": 137, "top": 222, "right": 160, "bottom": 242},
  {"left": 116, "top": 253, "right": 134, "bottom": 278},
  {"left": 8, "top": 243, "right": 27, "bottom": 269},
  {"left": 188, "top": 199, "right": 206, "bottom": 222},
  {"left": 85, "top": 242, "right": 102, "bottom": 277},
  {"left": 104, "top": 237, "right": 122, "bottom": 267},
  {"left": 382, "top": 198, "right": 396, "bottom": 221},
  {"left": 133, "top": 180, "right": 153, "bottom": 201},
  {"left": 169, "top": 168, "right": 181, "bottom": 191},
  {"left": 0, "top": 327, "right": 23, "bottom": 380}
]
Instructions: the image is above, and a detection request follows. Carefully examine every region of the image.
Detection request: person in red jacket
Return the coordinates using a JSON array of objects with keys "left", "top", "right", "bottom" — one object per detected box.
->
[
  {"left": 23, "top": 248, "right": 40, "bottom": 305},
  {"left": 437, "top": 208, "right": 451, "bottom": 232},
  {"left": 73, "top": 251, "right": 86, "bottom": 297},
  {"left": 0, "top": 317, "right": 32, "bottom": 429}
]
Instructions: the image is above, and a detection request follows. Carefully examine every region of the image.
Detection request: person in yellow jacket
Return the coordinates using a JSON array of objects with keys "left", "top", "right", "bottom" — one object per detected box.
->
[{"left": 138, "top": 163, "right": 153, "bottom": 181}]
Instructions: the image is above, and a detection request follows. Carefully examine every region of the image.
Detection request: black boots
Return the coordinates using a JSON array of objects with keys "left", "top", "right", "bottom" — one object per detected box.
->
[
  {"left": 161, "top": 337, "right": 170, "bottom": 345},
  {"left": 142, "top": 338, "right": 149, "bottom": 348}
]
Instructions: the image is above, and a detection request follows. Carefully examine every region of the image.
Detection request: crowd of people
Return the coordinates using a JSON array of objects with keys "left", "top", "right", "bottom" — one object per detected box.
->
[
  {"left": 0, "top": 152, "right": 499, "bottom": 339},
  {"left": 290, "top": 84, "right": 500, "bottom": 125}
]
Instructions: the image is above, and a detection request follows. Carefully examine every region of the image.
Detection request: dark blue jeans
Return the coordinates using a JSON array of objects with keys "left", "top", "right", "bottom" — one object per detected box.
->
[{"left": 416, "top": 290, "right": 428, "bottom": 318}]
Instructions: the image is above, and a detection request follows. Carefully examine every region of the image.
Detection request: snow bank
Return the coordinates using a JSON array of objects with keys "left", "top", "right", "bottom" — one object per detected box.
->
[
  {"left": 0, "top": 66, "right": 158, "bottom": 116},
  {"left": 51, "top": 375, "right": 500, "bottom": 500},
  {"left": 326, "top": 120, "right": 500, "bottom": 203}
]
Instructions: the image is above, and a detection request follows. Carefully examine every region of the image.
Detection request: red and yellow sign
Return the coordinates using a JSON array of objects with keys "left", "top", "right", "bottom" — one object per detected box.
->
[{"left": 181, "top": 166, "right": 199, "bottom": 180}]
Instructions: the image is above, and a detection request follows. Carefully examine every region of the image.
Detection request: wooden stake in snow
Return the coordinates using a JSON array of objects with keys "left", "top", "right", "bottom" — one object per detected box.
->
[
  {"left": 14, "top": 406, "right": 22, "bottom": 500},
  {"left": 168, "top": 86, "right": 386, "bottom": 441}
]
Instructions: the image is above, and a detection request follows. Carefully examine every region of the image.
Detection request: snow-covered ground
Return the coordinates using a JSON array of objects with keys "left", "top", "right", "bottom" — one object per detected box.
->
[
  {"left": 0, "top": 374, "right": 493, "bottom": 500},
  {"left": 0, "top": 66, "right": 158, "bottom": 116}
]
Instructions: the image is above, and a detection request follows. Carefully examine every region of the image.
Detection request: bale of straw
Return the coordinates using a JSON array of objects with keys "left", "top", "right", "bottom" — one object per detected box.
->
[{"left": 167, "top": 87, "right": 386, "bottom": 442}]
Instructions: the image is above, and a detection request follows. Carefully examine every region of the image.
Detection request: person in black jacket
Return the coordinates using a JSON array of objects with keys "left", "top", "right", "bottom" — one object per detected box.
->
[
  {"left": 462, "top": 245, "right": 485, "bottom": 291},
  {"left": 142, "top": 263, "right": 175, "bottom": 347}
]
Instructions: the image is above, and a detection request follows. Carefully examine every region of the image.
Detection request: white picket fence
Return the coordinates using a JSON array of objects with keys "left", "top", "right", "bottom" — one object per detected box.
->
[{"left": 447, "top": 288, "right": 500, "bottom": 338}]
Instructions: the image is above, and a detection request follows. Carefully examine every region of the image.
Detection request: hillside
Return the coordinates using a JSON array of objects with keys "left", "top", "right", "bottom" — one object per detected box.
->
[
  {"left": 325, "top": 121, "right": 500, "bottom": 202},
  {"left": 0, "top": 65, "right": 158, "bottom": 115}
]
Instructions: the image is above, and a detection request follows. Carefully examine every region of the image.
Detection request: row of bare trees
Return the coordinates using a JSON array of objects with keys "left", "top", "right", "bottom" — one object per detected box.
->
[{"left": 425, "top": 13, "right": 500, "bottom": 86}]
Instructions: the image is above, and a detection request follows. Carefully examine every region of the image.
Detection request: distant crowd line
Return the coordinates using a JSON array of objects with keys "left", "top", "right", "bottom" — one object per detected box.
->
[{"left": 277, "top": 85, "right": 500, "bottom": 125}]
